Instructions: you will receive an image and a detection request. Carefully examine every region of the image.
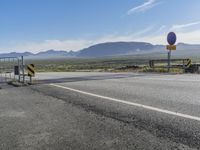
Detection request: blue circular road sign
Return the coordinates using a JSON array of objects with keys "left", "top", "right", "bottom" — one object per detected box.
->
[{"left": 167, "top": 32, "right": 176, "bottom": 45}]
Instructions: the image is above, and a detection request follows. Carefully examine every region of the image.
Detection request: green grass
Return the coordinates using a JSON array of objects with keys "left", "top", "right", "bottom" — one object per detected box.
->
[
  {"left": 24, "top": 53, "right": 200, "bottom": 73},
  {"left": 25, "top": 56, "right": 150, "bottom": 72},
  {"left": 142, "top": 67, "right": 183, "bottom": 73}
]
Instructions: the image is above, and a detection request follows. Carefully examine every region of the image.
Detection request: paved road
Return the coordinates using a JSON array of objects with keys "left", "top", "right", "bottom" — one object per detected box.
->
[{"left": 1, "top": 72, "right": 200, "bottom": 149}]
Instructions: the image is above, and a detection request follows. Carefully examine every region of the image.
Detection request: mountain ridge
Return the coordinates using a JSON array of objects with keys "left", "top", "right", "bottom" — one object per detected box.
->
[{"left": 0, "top": 41, "right": 200, "bottom": 58}]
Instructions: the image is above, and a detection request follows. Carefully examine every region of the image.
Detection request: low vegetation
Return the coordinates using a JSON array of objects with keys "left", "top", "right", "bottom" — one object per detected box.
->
[{"left": 24, "top": 54, "right": 200, "bottom": 73}]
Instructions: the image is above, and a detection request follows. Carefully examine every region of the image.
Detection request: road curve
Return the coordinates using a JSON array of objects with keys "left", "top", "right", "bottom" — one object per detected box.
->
[
  {"left": 1, "top": 72, "right": 200, "bottom": 149},
  {"left": 34, "top": 72, "right": 200, "bottom": 149}
]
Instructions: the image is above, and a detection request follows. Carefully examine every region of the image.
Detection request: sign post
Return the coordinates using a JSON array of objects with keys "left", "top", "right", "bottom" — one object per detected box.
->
[
  {"left": 166, "top": 32, "right": 177, "bottom": 72},
  {"left": 168, "top": 50, "right": 171, "bottom": 72},
  {"left": 27, "top": 64, "right": 35, "bottom": 84}
]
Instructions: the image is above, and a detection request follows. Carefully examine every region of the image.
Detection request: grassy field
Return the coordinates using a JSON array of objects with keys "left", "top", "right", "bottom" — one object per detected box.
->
[{"left": 24, "top": 53, "right": 200, "bottom": 73}]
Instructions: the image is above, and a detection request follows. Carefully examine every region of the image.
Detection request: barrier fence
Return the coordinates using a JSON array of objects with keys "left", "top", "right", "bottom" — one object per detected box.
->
[
  {"left": 149, "top": 59, "right": 192, "bottom": 69},
  {"left": 0, "top": 56, "right": 26, "bottom": 82}
]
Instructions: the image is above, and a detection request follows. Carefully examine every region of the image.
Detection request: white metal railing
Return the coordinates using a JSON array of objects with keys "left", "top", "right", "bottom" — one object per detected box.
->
[{"left": 0, "top": 56, "right": 25, "bottom": 82}]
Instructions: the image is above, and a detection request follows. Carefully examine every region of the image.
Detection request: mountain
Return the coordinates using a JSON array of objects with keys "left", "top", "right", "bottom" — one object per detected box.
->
[
  {"left": 177, "top": 43, "right": 200, "bottom": 50},
  {"left": 0, "top": 52, "right": 33, "bottom": 57},
  {"left": 171, "top": 43, "right": 200, "bottom": 57},
  {"left": 0, "top": 41, "right": 200, "bottom": 58},
  {"left": 36, "top": 50, "right": 68, "bottom": 56},
  {"left": 31, "top": 49, "right": 78, "bottom": 59},
  {"left": 77, "top": 42, "right": 157, "bottom": 57},
  {"left": 35, "top": 49, "right": 68, "bottom": 56},
  {"left": 0, "top": 50, "right": 74, "bottom": 58}
]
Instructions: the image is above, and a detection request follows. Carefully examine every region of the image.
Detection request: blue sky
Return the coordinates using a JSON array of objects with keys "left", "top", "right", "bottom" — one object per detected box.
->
[{"left": 0, "top": 0, "right": 200, "bottom": 53}]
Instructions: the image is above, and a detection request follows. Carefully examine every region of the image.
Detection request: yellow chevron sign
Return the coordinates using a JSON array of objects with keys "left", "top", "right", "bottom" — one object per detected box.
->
[
  {"left": 186, "top": 59, "right": 192, "bottom": 68},
  {"left": 27, "top": 64, "right": 35, "bottom": 77},
  {"left": 166, "top": 45, "right": 176, "bottom": 50}
]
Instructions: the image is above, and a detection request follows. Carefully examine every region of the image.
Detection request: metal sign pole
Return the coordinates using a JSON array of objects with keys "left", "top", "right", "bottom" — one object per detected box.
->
[
  {"left": 167, "top": 32, "right": 177, "bottom": 72},
  {"left": 18, "top": 58, "right": 20, "bottom": 82},
  {"left": 21, "top": 56, "right": 25, "bottom": 83},
  {"left": 168, "top": 50, "right": 171, "bottom": 72},
  {"left": 30, "top": 76, "right": 32, "bottom": 84}
]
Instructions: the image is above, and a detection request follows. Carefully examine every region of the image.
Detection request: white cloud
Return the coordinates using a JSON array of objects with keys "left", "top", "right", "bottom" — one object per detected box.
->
[
  {"left": 170, "top": 21, "right": 200, "bottom": 31},
  {"left": 7, "top": 39, "right": 93, "bottom": 53},
  {"left": 133, "top": 26, "right": 155, "bottom": 36},
  {"left": 157, "top": 25, "right": 167, "bottom": 33},
  {"left": 1, "top": 27, "right": 155, "bottom": 53},
  {"left": 127, "top": 0, "right": 159, "bottom": 15},
  {"left": 97, "top": 27, "right": 200, "bottom": 45},
  {"left": 139, "top": 29, "right": 200, "bottom": 45},
  {"left": 1, "top": 25, "right": 200, "bottom": 53},
  {"left": 176, "top": 30, "right": 200, "bottom": 44}
]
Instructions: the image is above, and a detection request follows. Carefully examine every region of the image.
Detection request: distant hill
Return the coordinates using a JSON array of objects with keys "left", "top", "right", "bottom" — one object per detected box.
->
[
  {"left": 176, "top": 43, "right": 200, "bottom": 50},
  {"left": 77, "top": 42, "right": 157, "bottom": 57},
  {"left": 35, "top": 49, "right": 68, "bottom": 56},
  {"left": 32, "top": 49, "right": 77, "bottom": 59},
  {"left": 0, "top": 50, "right": 74, "bottom": 58},
  {"left": 0, "top": 52, "right": 33, "bottom": 57},
  {"left": 0, "top": 41, "right": 200, "bottom": 58}
]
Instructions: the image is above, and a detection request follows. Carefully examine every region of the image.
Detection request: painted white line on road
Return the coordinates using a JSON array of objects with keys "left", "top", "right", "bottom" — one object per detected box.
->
[
  {"left": 133, "top": 77, "right": 200, "bottom": 82},
  {"left": 50, "top": 83, "right": 200, "bottom": 122}
]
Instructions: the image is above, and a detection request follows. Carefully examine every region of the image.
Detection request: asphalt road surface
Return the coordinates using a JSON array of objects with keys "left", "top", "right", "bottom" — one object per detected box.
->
[{"left": 1, "top": 72, "right": 200, "bottom": 150}]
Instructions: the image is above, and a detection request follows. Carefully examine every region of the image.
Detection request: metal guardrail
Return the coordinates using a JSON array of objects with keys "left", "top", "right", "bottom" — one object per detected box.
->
[
  {"left": 0, "top": 56, "right": 24, "bottom": 82},
  {"left": 0, "top": 56, "right": 35, "bottom": 84},
  {"left": 149, "top": 59, "right": 192, "bottom": 69}
]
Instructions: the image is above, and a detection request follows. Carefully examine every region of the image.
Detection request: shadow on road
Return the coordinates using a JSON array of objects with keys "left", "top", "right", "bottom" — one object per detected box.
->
[{"left": 34, "top": 73, "right": 163, "bottom": 84}]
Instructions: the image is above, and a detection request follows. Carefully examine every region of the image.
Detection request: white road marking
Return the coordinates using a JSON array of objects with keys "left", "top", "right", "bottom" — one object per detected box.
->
[
  {"left": 133, "top": 77, "right": 200, "bottom": 82},
  {"left": 50, "top": 83, "right": 200, "bottom": 122}
]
